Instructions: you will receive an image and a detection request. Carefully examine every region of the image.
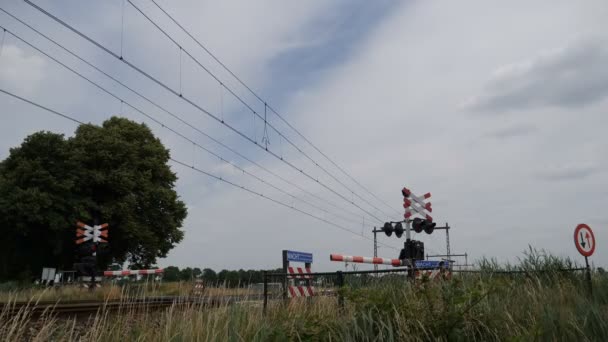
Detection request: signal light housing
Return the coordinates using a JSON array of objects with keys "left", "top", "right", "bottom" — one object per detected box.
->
[
  {"left": 412, "top": 217, "right": 436, "bottom": 234},
  {"left": 394, "top": 222, "right": 404, "bottom": 238},
  {"left": 383, "top": 222, "right": 393, "bottom": 237},
  {"left": 424, "top": 221, "right": 436, "bottom": 234},
  {"left": 412, "top": 218, "right": 424, "bottom": 233}
]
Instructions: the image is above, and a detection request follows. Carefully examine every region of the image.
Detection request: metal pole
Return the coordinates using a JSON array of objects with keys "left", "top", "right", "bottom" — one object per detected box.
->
[
  {"left": 263, "top": 271, "right": 268, "bottom": 313},
  {"left": 282, "top": 250, "right": 288, "bottom": 302},
  {"left": 336, "top": 271, "right": 344, "bottom": 310},
  {"left": 405, "top": 218, "right": 414, "bottom": 281},
  {"left": 373, "top": 228, "right": 378, "bottom": 272},
  {"left": 585, "top": 256, "right": 593, "bottom": 296},
  {"left": 445, "top": 222, "right": 451, "bottom": 269}
]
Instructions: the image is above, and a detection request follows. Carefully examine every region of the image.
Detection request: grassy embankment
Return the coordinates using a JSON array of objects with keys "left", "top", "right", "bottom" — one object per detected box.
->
[{"left": 1, "top": 250, "right": 607, "bottom": 341}]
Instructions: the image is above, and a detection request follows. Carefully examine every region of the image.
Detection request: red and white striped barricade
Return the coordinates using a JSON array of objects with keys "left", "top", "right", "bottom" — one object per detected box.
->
[
  {"left": 330, "top": 254, "right": 406, "bottom": 266},
  {"left": 103, "top": 269, "right": 164, "bottom": 277},
  {"left": 330, "top": 254, "right": 451, "bottom": 280},
  {"left": 192, "top": 279, "right": 205, "bottom": 296},
  {"left": 282, "top": 250, "right": 314, "bottom": 299},
  {"left": 287, "top": 267, "right": 314, "bottom": 298}
]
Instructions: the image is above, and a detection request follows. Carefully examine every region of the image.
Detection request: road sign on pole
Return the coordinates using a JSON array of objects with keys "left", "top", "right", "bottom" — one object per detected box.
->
[
  {"left": 574, "top": 223, "right": 595, "bottom": 257},
  {"left": 76, "top": 222, "right": 109, "bottom": 244},
  {"left": 75, "top": 220, "right": 109, "bottom": 290},
  {"left": 573, "top": 223, "right": 595, "bottom": 296}
]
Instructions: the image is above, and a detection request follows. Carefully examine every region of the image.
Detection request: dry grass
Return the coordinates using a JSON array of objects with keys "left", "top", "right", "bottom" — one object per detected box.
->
[
  {"left": 0, "top": 281, "right": 256, "bottom": 304},
  {"left": 1, "top": 251, "right": 607, "bottom": 341}
]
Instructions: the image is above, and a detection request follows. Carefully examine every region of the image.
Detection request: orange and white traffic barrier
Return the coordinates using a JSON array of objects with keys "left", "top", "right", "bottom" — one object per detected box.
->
[
  {"left": 287, "top": 267, "right": 314, "bottom": 297},
  {"left": 192, "top": 280, "right": 205, "bottom": 296},
  {"left": 287, "top": 267, "right": 313, "bottom": 279},
  {"left": 330, "top": 254, "right": 405, "bottom": 266}
]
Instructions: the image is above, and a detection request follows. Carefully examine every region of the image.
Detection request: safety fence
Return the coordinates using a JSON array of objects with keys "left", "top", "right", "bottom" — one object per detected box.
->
[{"left": 262, "top": 266, "right": 590, "bottom": 312}]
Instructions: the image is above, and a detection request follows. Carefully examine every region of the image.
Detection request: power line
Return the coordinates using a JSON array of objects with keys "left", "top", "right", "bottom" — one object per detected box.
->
[
  {"left": 0, "top": 86, "right": 399, "bottom": 251},
  {"left": 125, "top": 0, "right": 395, "bottom": 220},
  {"left": 0, "top": 88, "right": 84, "bottom": 125},
  {"left": 0, "top": 7, "right": 378, "bottom": 224},
  {"left": 0, "top": 23, "right": 368, "bottom": 228},
  {"left": 147, "top": 0, "right": 403, "bottom": 218},
  {"left": 23, "top": 0, "right": 388, "bottom": 223}
]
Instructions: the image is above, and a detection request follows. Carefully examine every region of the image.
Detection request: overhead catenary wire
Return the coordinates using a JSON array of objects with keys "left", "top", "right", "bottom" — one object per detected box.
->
[
  {"left": 23, "top": 0, "right": 387, "bottom": 223},
  {"left": 0, "top": 86, "right": 399, "bottom": 251},
  {"left": 0, "top": 7, "right": 377, "bottom": 224},
  {"left": 0, "top": 23, "right": 369, "bottom": 228},
  {"left": 0, "top": 27, "right": 6, "bottom": 57},
  {"left": 124, "top": 0, "right": 396, "bottom": 220},
  {"left": 147, "top": 0, "right": 403, "bottom": 218}
]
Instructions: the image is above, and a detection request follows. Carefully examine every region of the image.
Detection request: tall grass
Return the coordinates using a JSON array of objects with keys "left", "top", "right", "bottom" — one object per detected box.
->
[{"left": 1, "top": 249, "right": 606, "bottom": 341}]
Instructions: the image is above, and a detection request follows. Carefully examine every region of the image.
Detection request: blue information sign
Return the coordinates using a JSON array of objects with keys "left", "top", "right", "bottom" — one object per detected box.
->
[
  {"left": 286, "top": 250, "right": 313, "bottom": 263},
  {"left": 415, "top": 260, "right": 445, "bottom": 269}
]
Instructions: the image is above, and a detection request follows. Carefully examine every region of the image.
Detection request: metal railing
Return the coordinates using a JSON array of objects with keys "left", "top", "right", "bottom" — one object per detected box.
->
[{"left": 262, "top": 266, "right": 591, "bottom": 312}]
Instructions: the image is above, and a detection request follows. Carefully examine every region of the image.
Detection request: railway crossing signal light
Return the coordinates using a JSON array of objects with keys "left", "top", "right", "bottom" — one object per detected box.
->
[
  {"left": 383, "top": 222, "right": 393, "bottom": 237},
  {"left": 383, "top": 222, "right": 405, "bottom": 238},
  {"left": 424, "top": 221, "right": 436, "bottom": 234},
  {"left": 394, "top": 222, "right": 404, "bottom": 238},
  {"left": 412, "top": 218, "right": 436, "bottom": 234}
]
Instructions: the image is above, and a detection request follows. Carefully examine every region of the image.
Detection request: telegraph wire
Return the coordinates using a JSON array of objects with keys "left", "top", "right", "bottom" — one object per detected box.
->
[
  {"left": 124, "top": 0, "right": 395, "bottom": 220},
  {"left": 0, "top": 86, "right": 399, "bottom": 251},
  {"left": 0, "top": 88, "right": 84, "bottom": 125},
  {"left": 0, "top": 23, "right": 370, "bottom": 228},
  {"left": 147, "top": 0, "right": 403, "bottom": 218},
  {"left": 0, "top": 7, "right": 378, "bottom": 224},
  {"left": 22, "top": 0, "right": 387, "bottom": 223},
  {"left": 0, "top": 27, "right": 5, "bottom": 57}
]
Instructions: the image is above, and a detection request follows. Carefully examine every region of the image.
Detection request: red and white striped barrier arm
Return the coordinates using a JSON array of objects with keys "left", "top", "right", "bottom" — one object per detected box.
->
[
  {"left": 287, "top": 267, "right": 312, "bottom": 279},
  {"left": 330, "top": 254, "right": 404, "bottom": 266},
  {"left": 103, "top": 269, "right": 164, "bottom": 276}
]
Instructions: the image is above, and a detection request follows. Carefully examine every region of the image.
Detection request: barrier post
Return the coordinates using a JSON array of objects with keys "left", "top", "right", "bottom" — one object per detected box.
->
[
  {"left": 336, "top": 271, "right": 344, "bottom": 310},
  {"left": 263, "top": 271, "right": 268, "bottom": 313}
]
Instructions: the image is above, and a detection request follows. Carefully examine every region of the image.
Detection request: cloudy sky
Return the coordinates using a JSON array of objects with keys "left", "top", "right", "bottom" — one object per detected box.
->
[{"left": 1, "top": 0, "right": 607, "bottom": 271}]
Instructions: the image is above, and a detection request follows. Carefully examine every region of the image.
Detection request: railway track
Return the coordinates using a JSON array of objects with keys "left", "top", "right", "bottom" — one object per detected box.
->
[{"left": 0, "top": 294, "right": 266, "bottom": 317}]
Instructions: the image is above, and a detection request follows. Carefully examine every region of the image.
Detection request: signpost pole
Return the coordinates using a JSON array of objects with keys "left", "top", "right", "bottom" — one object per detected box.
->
[
  {"left": 281, "top": 250, "right": 288, "bottom": 302},
  {"left": 405, "top": 218, "right": 415, "bottom": 281},
  {"left": 573, "top": 223, "right": 595, "bottom": 297},
  {"left": 263, "top": 270, "right": 268, "bottom": 313},
  {"left": 585, "top": 256, "right": 592, "bottom": 296},
  {"left": 373, "top": 228, "right": 378, "bottom": 273}
]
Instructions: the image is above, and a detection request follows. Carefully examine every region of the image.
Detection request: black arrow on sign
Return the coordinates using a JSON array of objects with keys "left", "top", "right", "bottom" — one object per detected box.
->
[{"left": 580, "top": 232, "right": 586, "bottom": 248}]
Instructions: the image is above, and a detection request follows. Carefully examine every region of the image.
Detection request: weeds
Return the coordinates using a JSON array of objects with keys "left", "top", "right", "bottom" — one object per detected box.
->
[{"left": 0, "top": 249, "right": 605, "bottom": 341}]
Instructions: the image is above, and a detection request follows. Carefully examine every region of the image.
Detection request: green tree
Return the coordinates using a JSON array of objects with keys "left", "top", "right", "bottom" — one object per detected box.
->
[
  {"left": 0, "top": 117, "right": 188, "bottom": 281},
  {"left": 163, "top": 266, "right": 181, "bottom": 282},
  {"left": 192, "top": 267, "right": 202, "bottom": 279},
  {"left": 179, "top": 267, "right": 194, "bottom": 281},
  {"left": 202, "top": 268, "right": 217, "bottom": 284}
]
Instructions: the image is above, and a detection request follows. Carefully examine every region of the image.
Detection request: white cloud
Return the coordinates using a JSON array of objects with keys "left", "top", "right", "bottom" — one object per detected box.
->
[
  {"left": 463, "top": 37, "right": 608, "bottom": 112},
  {"left": 0, "top": 44, "right": 47, "bottom": 94},
  {"left": 2, "top": 0, "right": 608, "bottom": 271}
]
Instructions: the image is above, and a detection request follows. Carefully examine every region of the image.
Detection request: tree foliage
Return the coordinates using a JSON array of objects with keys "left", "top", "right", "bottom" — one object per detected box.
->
[
  {"left": 0, "top": 117, "right": 187, "bottom": 280},
  {"left": 160, "top": 266, "right": 282, "bottom": 286}
]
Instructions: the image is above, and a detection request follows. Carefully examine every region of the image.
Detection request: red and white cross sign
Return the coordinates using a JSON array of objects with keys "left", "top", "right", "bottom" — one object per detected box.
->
[
  {"left": 76, "top": 221, "right": 109, "bottom": 244},
  {"left": 402, "top": 187, "right": 432, "bottom": 221},
  {"left": 574, "top": 223, "right": 595, "bottom": 257}
]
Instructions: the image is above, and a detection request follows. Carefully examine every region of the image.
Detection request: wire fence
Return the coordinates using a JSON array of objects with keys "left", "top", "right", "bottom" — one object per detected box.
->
[{"left": 262, "top": 266, "right": 591, "bottom": 312}]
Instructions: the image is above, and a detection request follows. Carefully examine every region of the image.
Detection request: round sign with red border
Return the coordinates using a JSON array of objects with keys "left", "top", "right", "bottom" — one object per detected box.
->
[{"left": 574, "top": 223, "right": 595, "bottom": 257}]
